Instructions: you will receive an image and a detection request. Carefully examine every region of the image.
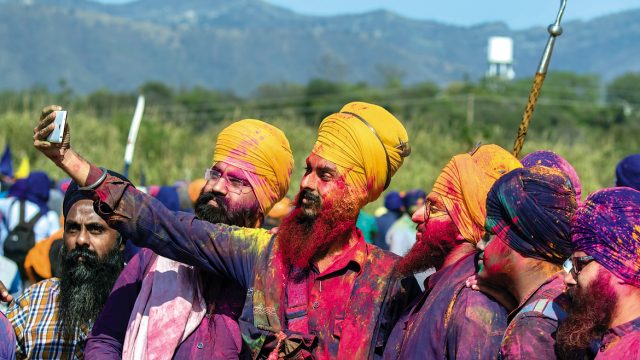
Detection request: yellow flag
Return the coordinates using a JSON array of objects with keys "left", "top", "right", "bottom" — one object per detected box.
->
[{"left": 14, "top": 156, "right": 30, "bottom": 179}]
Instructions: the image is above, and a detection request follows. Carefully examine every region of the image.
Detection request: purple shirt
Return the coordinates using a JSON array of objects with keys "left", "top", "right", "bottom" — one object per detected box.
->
[
  {"left": 500, "top": 273, "right": 570, "bottom": 359},
  {"left": 384, "top": 252, "right": 508, "bottom": 360},
  {"left": 0, "top": 311, "right": 16, "bottom": 360},
  {"left": 85, "top": 248, "right": 246, "bottom": 359},
  {"left": 595, "top": 316, "right": 640, "bottom": 359}
]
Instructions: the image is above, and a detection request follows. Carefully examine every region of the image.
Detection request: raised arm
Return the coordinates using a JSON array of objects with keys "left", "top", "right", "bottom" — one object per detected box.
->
[{"left": 32, "top": 105, "right": 271, "bottom": 288}]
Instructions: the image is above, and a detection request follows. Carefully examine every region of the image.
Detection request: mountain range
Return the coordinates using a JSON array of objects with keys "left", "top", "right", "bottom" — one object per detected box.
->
[{"left": 1, "top": 0, "right": 639, "bottom": 95}]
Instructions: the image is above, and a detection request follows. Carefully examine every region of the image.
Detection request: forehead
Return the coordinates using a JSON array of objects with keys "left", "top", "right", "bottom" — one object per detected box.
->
[
  {"left": 426, "top": 191, "right": 442, "bottom": 204},
  {"left": 213, "top": 161, "right": 247, "bottom": 177},
  {"left": 65, "top": 199, "right": 107, "bottom": 225},
  {"left": 306, "top": 153, "right": 338, "bottom": 171}
]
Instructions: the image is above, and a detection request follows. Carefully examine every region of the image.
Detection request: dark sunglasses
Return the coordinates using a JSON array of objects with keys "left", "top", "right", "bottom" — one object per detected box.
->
[{"left": 562, "top": 255, "right": 595, "bottom": 275}]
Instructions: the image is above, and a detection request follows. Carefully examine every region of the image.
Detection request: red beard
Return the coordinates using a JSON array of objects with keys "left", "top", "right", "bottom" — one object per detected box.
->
[
  {"left": 556, "top": 269, "right": 617, "bottom": 359},
  {"left": 277, "top": 193, "right": 357, "bottom": 271},
  {"left": 394, "top": 216, "right": 460, "bottom": 276}
]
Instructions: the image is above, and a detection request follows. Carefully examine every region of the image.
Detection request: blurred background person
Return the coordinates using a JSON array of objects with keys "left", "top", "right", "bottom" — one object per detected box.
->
[
  {"left": 373, "top": 190, "right": 404, "bottom": 250},
  {"left": 615, "top": 153, "right": 640, "bottom": 191}
]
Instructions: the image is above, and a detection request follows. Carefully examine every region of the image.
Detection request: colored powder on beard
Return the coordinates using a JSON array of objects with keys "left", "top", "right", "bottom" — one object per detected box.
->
[
  {"left": 395, "top": 215, "right": 460, "bottom": 276},
  {"left": 277, "top": 193, "right": 358, "bottom": 270}
]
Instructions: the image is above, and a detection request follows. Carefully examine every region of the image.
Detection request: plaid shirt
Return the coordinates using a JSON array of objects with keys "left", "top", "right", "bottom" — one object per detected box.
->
[{"left": 7, "top": 278, "right": 90, "bottom": 360}]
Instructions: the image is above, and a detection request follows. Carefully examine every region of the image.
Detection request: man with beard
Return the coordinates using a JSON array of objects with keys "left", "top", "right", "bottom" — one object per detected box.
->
[
  {"left": 4, "top": 174, "right": 128, "bottom": 359},
  {"left": 33, "top": 102, "right": 419, "bottom": 359},
  {"left": 469, "top": 166, "right": 577, "bottom": 359},
  {"left": 85, "top": 119, "right": 294, "bottom": 359},
  {"left": 557, "top": 187, "right": 640, "bottom": 359},
  {"left": 383, "top": 144, "right": 521, "bottom": 359}
]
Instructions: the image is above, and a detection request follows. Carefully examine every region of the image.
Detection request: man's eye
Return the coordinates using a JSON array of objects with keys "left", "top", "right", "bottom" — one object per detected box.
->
[
  {"left": 228, "top": 177, "right": 245, "bottom": 187},
  {"left": 304, "top": 166, "right": 312, "bottom": 175}
]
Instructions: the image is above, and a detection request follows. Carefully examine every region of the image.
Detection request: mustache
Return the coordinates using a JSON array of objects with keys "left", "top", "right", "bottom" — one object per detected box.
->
[
  {"left": 64, "top": 246, "right": 99, "bottom": 266},
  {"left": 297, "top": 189, "right": 321, "bottom": 206},
  {"left": 196, "top": 191, "right": 228, "bottom": 210}
]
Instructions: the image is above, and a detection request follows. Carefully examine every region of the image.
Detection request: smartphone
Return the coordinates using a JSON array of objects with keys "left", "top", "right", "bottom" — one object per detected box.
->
[{"left": 47, "top": 110, "right": 67, "bottom": 143}]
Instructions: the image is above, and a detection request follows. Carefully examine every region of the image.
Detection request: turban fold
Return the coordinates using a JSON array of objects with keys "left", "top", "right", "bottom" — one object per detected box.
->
[
  {"left": 213, "top": 119, "right": 293, "bottom": 215},
  {"left": 432, "top": 144, "right": 522, "bottom": 244},
  {"left": 615, "top": 154, "right": 640, "bottom": 191},
  {"left": 312, "top": 102, "right": 410, "bottom": 204},
  {"left": 572, "top": 187, "right": 640, "bottom": 287},
  {"left": 522, "top": 150, "right": 582, "bottom": 203},
  {"left": 486, "top": 166, "right": 577, "bottom": 264}
]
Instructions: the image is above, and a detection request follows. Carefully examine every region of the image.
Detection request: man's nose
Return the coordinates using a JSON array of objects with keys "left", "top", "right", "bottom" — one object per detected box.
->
[
  {"left": 76, "top": 228, "right": 90, "bottom": 247},
  {"left": 411, "top": 205, "right": 426, "bottom": 224},
  {"left": 563, "top": 270, "right": 577, "bottom": 286},
  {"left": 208, "top": 178, "right": 227, "bottom": 195}
]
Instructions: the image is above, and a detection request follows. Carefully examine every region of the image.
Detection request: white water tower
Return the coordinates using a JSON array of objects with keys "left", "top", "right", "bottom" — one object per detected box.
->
[{"left": 487, "top": 36, "right": 515, "bottom": 80}]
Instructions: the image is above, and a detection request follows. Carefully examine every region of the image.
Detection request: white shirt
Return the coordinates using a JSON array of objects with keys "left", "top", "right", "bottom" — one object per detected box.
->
[{"left": 0, "top": 197, "right": 60, "bottom": 256}]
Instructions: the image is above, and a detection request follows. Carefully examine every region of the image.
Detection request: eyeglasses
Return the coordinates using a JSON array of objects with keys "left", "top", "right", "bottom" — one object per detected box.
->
[
  {"left": 422, "top": 199, "right": 447, "bottom": 220},
  {"left": 562, "top": 255, "right": 595, "bottom": 276},
  {"left": 204, "top": 168, "right": 252, "bottom": 195}
]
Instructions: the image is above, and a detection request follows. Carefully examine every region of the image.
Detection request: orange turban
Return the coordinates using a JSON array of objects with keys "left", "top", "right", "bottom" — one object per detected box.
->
[
  {"left": 432, "top": 144, "right": 522, "bottom": 244},
  {"left": 213, "top": 119, "right": 293, "bottom": 215},
  {"left": 312, "top": 102, "right": 410, "bottom": 204},
  {"left": 188, "top": 178, "right": 207, "bottom": 205}
]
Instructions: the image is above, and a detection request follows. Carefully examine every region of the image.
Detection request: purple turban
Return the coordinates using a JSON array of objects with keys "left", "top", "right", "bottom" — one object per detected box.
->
[
  {"left": 615, "top": 154, "right": 640, "bottom": 191},
  {"left": 8, "top": 171, "right": 51, "bottom": 213},
  {"left": 486, "top": 166, "right": 577, "bottom": 265},
  {"left": 572, "top": 187, "right": 640, "bottom": 287},
  {"left": 522, "top": 150, "right": 582, "bottom": 203}
]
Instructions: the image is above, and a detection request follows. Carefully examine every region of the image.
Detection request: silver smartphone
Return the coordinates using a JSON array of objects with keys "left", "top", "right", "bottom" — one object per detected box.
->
[{"left": 47, "top": 110, "right": 67, "bottom": 143}]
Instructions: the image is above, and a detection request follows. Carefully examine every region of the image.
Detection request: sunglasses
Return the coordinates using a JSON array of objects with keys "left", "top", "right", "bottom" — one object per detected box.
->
[{"left": 562, "top": 255, "right": 595, "bottom": 276}]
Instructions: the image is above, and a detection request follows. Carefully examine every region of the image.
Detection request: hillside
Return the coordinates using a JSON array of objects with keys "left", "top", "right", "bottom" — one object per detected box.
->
[{"left": 1, "top": 0, "right": 639, "bottom": 94}]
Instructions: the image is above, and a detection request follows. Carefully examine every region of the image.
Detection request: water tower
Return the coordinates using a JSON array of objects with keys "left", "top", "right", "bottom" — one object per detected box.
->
[{"left": 487, "top": 36, "right": 515, "bottom": 80}]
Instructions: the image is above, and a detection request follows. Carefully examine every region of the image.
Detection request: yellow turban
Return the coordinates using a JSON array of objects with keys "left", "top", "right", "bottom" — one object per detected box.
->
[
  {"left": 213, "top": 119, "right": 293, "bottom": 215},
  {"left": 432, "top": 144, "right": 522, "bottom": 244},
  {"left": 312, "top": 102, "right": 410, "bottom": 204}
]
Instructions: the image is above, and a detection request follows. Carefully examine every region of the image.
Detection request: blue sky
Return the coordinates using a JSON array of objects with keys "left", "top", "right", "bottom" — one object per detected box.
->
[{"left": 96, "top": 0, "right": 639, "bottom": 29}]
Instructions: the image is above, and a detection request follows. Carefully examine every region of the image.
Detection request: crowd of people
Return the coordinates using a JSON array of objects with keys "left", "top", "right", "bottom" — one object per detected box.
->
[{"left": 0, "top": 102, "right": 638, "bottom": 359}]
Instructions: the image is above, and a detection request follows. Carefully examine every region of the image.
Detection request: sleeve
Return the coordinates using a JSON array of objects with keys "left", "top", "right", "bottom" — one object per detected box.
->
[
  {"left": 0, "top": 312, "right": 16, "bottom": 360},
  {"left": 447, "top": 289, "right": 507, "bottom": 360},
  {"left": 375, "top": 275, "right": 421, "bottom": 355},
  {"left": 91, "top": 170, "right": 272, "bottom": 289},
  {"left": 6, "top": 288, "right": 32, "bottom": 358},
  {"left": 84, "top": 249, "right": 153, "bottom": 359},
  {"left": 500, "top": 316, "right": 559, "bottom": 360}
]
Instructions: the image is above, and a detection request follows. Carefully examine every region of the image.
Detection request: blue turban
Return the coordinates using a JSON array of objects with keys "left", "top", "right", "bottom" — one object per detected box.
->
[
  {"left": 616, "top": 154, "right": 640, "bottom": 191},
  {"left": 485, "top": 166, "right": 577, "bottom": 265},
  {"left": 384, "top": 191, "right": 403, "bottom": 212},
  {"left": 572, "top": 187, "right": 640, "bottom": 287}
]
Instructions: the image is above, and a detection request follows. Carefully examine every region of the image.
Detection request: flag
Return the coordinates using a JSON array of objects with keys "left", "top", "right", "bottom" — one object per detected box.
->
[
  {"left": 0, "top": 144, "right": 13, "bottom": 178},
  {"left": 14, "top": 156, "right": 30, "bottom": 179}
]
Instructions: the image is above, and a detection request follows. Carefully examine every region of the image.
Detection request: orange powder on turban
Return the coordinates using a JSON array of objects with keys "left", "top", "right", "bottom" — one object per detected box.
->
[{"left": 431, "top": 144, "right": 522, "bottom": 244}]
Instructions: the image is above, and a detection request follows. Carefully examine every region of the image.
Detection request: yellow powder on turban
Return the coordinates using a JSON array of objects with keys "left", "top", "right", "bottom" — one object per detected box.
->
[
  {"left": 312, "top": 102, "right": 410, "bottom": 204},
  {"left": 213, "top": 119, "right": 293, "bottom": 215},
  {"left": 432, "top": 144, "right": 522, "bottom": 244}
]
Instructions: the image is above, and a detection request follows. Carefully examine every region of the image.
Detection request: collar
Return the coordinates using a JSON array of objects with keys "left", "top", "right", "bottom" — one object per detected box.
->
[
  {"left": 509, "top": 271, "right": 565, "bottom": 319},
  {"left": 313, "top": 227, "right": 367, "bottom": 278},
  {"left": 602, "top": 316, "right": 640, "bottom": 346}
]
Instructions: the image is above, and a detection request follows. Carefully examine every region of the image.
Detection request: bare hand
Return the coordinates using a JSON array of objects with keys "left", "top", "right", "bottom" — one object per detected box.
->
[
  {"left": 33, "top": 105, "right": 71, "bottom": 165},
  {"left": 465, "top": 274, "right": 518, "bottom": 311},
  {"left": 268, "top": 226, "right": 279, "bottom": 235},
  {"left": 0, "top": 280, "right": 13, "bottom": 303}
]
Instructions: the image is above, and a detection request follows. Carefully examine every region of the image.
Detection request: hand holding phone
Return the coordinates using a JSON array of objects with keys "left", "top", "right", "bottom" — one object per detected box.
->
[{"left": 47, "top": 110, "right": 67, "bottom": 143}]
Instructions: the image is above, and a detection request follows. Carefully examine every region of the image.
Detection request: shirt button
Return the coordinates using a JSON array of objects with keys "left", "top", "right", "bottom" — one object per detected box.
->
[
  {"left": 312, "top": 301, "right": 319, "bottom": 309},
  {"left": 197, "top": 342, "right": 204, "bottom": 349}
]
